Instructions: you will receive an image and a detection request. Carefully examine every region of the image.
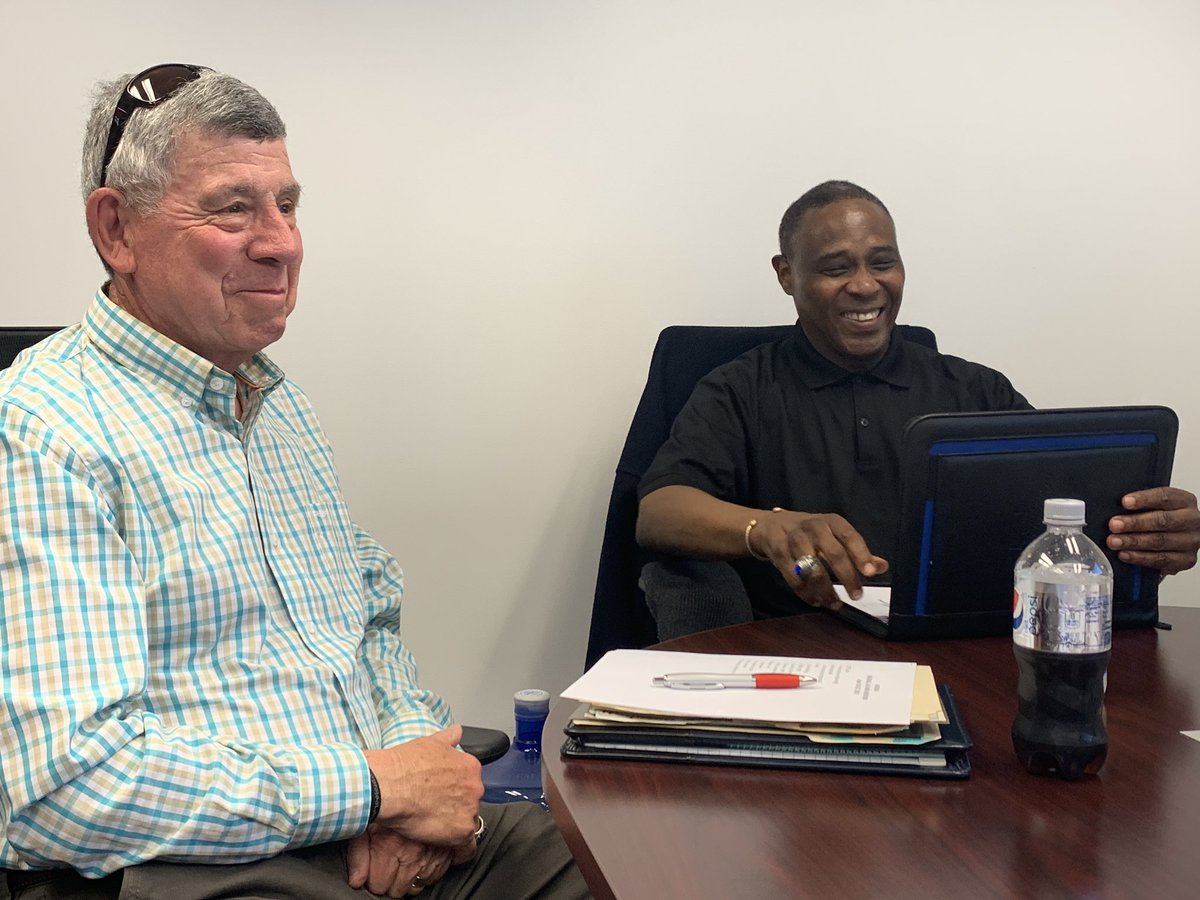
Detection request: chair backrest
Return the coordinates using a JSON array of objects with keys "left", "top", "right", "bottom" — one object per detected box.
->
[
  {"left": 584, "top": 322, "right": 938, "bottom": 668},
  {"left": 1, "top": 327, "right": 63, "bottom": 370}
]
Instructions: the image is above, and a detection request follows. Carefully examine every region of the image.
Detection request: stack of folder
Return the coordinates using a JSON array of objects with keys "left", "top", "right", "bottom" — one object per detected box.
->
[{"left": 558, "top": 649, "right": 971, "bottom": 778}]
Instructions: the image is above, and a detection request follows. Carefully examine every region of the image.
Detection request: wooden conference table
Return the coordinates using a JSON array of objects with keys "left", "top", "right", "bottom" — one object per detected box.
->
[{"left": 543, "top": 608, "right": 1200, "bottom": 899}]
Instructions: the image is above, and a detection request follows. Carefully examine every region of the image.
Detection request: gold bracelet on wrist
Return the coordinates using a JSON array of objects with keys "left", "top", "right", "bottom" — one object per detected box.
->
[{"left": 744, "top": 507, "right": 783, "bottom": 561}]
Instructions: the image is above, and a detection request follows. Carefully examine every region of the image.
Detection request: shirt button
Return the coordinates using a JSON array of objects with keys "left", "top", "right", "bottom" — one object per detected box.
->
[
  {"left": 181, "top": 398, "right": 193, "bottom": 409},
  {"left": 859, "top": 417, "right": 870, "bottom": 427}
]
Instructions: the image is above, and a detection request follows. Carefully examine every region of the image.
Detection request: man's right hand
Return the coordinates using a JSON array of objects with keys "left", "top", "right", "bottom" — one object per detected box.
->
[
  {"left": 637, "top": 486, "right": 888, "bottom": 610},
  {"left": 363, "top": 724, "right": 483, "bottom": 847},
  {"left": 750, "top": 510, "right": 888, "bottom": 609}
]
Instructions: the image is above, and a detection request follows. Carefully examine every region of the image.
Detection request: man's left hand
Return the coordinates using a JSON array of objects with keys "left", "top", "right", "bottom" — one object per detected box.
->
[
  {"left": 1107, "top": 487, "right": 1200, "bottom": 575},
  {"left": 347, "top": 823, "right": 475, "bottom": 897}
]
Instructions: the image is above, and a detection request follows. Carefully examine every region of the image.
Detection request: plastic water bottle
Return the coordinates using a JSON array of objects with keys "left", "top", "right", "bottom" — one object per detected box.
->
[
  {"left": 1011, "top": 498, "right": 1113, "bottom": 779},
  {"left": 481, "top": 689, "right": 550, "bottom": 809}
]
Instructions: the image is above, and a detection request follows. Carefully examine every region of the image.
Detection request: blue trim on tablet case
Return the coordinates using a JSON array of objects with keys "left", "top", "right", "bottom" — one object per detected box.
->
[
  {"left": 929, "top": 433, "right": 1157, "bottom": 456},
  {"left": 914, "top": 500, "right": 936, "bottom": 616},
  {"left": 916, "top": 432, "right": 1158, "bottom": 613}
]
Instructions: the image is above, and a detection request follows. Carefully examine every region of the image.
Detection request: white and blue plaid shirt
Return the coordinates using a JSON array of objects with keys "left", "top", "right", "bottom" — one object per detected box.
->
[{"left": 0, "top": 291, "right": 451, "bottom": 875}]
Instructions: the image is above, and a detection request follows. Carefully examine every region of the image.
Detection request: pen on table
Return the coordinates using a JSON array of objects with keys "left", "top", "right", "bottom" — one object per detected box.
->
[{"left": 651, "top": 672, "right": 815, "bottom": 690}]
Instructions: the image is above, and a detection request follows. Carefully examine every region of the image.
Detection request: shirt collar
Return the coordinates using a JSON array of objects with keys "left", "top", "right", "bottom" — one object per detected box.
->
[
  {"left": 788, "top": 320, "right": 916, "bottom": 390},
  {"left": 83, "top": 289, "right": 286, "bottom": 405}
]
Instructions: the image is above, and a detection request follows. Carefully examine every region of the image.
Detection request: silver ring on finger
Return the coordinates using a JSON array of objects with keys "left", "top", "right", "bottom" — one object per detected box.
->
[{"left": 794, "top": 554, "right": 822, "bottom": 582}]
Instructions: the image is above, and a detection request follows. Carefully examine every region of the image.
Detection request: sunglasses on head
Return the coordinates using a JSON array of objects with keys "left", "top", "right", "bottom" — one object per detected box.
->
[{"left": 99, "top": 63, "right": 207, "bottom": 188}]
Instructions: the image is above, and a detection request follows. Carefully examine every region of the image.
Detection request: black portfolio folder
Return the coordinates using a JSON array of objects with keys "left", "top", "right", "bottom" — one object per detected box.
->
[{"left": 561, "top": 684, "right": 972, "bottom": 779}]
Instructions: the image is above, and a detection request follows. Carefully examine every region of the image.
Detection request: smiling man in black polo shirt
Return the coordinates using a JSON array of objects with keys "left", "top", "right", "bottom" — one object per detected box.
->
[{"left": 636, "top": 180, "right": 1200, "bottom": 617}]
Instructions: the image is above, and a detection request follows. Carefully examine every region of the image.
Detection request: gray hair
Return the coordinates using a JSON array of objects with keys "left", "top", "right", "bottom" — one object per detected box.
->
[{"left": 80, "top": 67, "right": 287, "bottom": 212}]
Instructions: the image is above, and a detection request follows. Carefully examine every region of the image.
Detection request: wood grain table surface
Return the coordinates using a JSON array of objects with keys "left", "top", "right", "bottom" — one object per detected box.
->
[{"left": 544, "top": 608, "right": 1200, "bottom": 899}]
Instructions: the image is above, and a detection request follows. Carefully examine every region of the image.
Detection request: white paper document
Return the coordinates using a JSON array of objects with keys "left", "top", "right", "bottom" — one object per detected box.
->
[
  {"left": 1183, "top": 730, "right": 1200, "bottom": 744},
  {"left": 561, "top": 649, "right": 918, "bottom": 727},
  {"left": 834, "top": 584, "right": 892, "bottom": 622}
]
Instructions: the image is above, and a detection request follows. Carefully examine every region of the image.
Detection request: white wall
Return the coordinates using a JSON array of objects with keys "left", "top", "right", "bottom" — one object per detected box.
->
[{"left": 4, "top": 1, "right": 1198, "bottom": 731}]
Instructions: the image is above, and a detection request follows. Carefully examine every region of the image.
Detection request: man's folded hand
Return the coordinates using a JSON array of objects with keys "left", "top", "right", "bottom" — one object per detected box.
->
[{"left": 364, "top": 724, "right": 483, "bottom": 847}]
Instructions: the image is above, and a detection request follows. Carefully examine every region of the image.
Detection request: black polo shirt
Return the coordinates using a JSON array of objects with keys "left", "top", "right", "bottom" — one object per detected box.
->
[{"left": 639, "top": 324, "right": 1032, "bottom": 618}]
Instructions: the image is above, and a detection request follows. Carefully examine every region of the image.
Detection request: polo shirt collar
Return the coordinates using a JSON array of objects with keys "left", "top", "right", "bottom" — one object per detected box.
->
[
  {"left": 83, "top": 289, "right": 286, "bottom": 405},
  {"left": 789, "top": 320, "right": 916, "bottom": 389}
]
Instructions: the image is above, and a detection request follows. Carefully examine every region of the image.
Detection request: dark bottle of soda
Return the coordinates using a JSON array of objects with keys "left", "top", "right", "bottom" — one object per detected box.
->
[{"left": 1012, "top": 498, "right": 1112, "bottom": 779}]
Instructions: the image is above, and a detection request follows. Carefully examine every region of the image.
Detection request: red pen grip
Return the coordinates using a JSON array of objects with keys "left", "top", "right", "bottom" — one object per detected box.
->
[{"left": 752, "top": 673, "right": 800, "bottom": 689}]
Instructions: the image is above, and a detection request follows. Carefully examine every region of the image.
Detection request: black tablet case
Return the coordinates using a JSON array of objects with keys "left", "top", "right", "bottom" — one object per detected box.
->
[
  {"left": 845, "top": 406, "right": 1178, "bottom": 641},
  {"left": 561, "top": 685, "right": 972, "bottom": 779}
]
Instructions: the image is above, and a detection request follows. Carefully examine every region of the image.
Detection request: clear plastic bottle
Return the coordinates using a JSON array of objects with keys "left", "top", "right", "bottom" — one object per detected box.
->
[
  {"left": 481, "top": 689, "right": 550, "bottom": 809},
  {"left": 1011, "top": 498, "right": 1113, "bottom": 779}
]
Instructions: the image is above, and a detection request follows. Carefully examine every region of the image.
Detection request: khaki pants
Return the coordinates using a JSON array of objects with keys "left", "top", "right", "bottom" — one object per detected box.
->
[{"left": 5, "top": 803, "right": 589, "bottom": 900}]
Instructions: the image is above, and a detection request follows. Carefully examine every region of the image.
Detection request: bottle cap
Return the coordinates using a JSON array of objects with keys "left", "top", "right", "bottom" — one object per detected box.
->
[
  {"left": 1043, "top": 498, "right": 1085, "bottom": 525},
  {"left": 514, "top": 689, "right": 550, "bottom": 716}
]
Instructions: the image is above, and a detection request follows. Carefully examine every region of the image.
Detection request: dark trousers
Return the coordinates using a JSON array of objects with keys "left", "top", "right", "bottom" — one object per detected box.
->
[{"left": 4, "top": 803, "right": 589, "bottom": 900}]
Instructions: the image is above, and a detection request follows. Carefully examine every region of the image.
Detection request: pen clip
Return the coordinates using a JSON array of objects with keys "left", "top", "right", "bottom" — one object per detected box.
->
[{"left": 651, "top": 676, "right": 727, "bottom": 690}]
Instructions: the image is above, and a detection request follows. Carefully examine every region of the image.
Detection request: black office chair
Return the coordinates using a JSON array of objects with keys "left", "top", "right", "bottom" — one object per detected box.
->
[
  {"left": 1, "top": 326, "right": 509, "bottom": 764},
  {"left": 584, "top": 322, "right": 938, "bottom": 669},
  {"left": 1, "top": 327, "right": 64, "bottom": 370}
]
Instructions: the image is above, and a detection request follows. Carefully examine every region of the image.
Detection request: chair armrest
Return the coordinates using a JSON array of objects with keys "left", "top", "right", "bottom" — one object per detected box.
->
[{"left": 459, "top": 725, "right": 510, "bottom": 764}]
